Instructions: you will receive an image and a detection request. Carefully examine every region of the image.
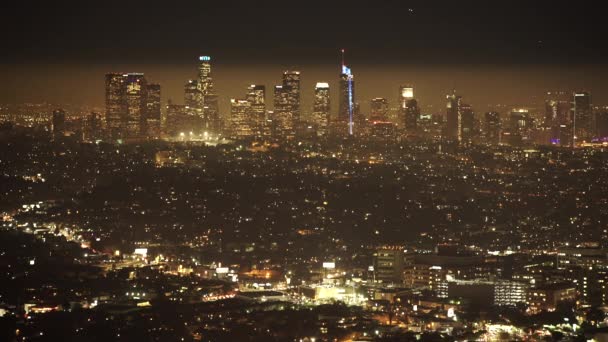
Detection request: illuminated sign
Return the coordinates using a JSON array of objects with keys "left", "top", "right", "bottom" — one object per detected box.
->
[
  {"left": 216, "top": 267, "right": 229, "bottom": 274},
  {"left": 134, "top": 248, "right": 148, "bottom": 257},
  {"left": 322, "top": 262, "right": 336, "bottom": 269},
  {"left": 199, "top": 56, "right": 211, "bottom": 61}
]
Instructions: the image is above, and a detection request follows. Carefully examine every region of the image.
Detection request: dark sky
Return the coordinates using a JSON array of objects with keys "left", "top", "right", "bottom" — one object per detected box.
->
[{"left": 2, "top": 1, "right": 608, "bottom": 112}]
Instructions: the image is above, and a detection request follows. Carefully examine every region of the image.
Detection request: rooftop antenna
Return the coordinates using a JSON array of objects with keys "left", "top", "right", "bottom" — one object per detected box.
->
[{"left": 341, "top": 48, "right": 345, "bottom": 67}]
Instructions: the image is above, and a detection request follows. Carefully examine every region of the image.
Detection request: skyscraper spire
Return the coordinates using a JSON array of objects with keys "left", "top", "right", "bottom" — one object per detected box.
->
[{"left": 341, "top": 49, "right": 345, "bottom": 67}]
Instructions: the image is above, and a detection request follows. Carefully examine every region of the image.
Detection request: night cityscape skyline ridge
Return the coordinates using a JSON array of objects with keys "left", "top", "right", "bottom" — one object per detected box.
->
[{"left": 2, "top": 1, "right": 608, "bottom": 341}]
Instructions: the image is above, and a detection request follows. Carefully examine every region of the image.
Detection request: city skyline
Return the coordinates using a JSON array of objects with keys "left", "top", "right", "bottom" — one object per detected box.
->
[{"left": 3, "top": 2, "right": 608, "bottom": 341}]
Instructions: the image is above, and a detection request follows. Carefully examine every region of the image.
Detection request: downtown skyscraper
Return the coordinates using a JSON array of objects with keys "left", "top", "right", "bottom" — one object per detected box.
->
[
  {"left": 105, "top": 73, "right": 126, "bottom": 139},
  {"left": 197, "top": 56, "right": 220, "bottom": 132},
  {"left": 446, "top": 90, "right": 463, "bottom": 143},
  {"left": 105, "top": 73, "right": 160, "bottom": 141},
  {"left": 273, "top": 85, "right": 295, "bottom": 139},
  {"left": 124, "top": 73, "right": 147, "bottom": 139},
  {"left": 145, "top": 83, "right": 161, "bottom": 139},
  {"left": 246, "top": 84, "right": 266, "bottom": 137},
  {"left": 370, "top": 98, "right": 389, "bottom": 122},
  {"left": 338, "top": 50, "right": 355, "bottom": 136},
  {"left": 230, "top": 98, "right": 253, "bottom": 139},
  {"left": 312, "top": 82, "right": 330, "bottom": 136},
  {"left": 399, "top": 85, "right": 417, "bottom": 133},
  {"left": 573, "top": 92, "right": 592, "bottom": 144},
  {"left": 544, "top": 91, "right": 571, "bottom": 146},
  {"left": 282, "top": 71, "right": 301, "bottom": 124}
]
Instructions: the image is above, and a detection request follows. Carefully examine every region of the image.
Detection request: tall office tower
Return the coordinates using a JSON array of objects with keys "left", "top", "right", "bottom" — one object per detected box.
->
[
  {"left": 404, "top": 98, "right": 420, "bottom": 133},
  {"left": 446, "top": 91, "right": 462, "bottom": 142},
  {"left": 246, "top": 84, "right": 266, "bottom": 137},
  {"left": 484, "top": 111, "right": 501, "bottom": 145},
  {"left": 282, "top": 71, "right": 301, "bottom": 123},
  {"left": 230, "top": 99, "right": 253, "bottom": 139},
  {"left": 146, "top": 83, "right": 161, "bottom": 139},
  {"left": 124, "top": 73, "right": 147, "bottom": 139},
  {"left": 184, "top": 80, "right": 203, "bottom": 115},
  {"left": 164, "top": 101, "right": 189, "bottom": 136},
  {"left": 273, "top": 85, "right": 295, "bottom": 139},
  {"left": 52, "top": 109, "right": 66, "bottom": 140},
  {"left": 545, "top": 91, "right": 571, "bottom": 145},
  {"left": 370, "top": 98, "right": 389, "bottom": 121},
  {"left": 105, "top": 73, "right": 126, "bottom": 139},
  {"left": 460, "top": 103, "right": 475, "bottom": 142},
  {"left": 573, "top": 92, "right": 592, "bottom": 144},
  {"left": 312, "top": 82, "right": 330, "bottom": 136},
  {"left": 399, "top": 85, "right": 414, "bottom": 112},
  {"left": 596, "top": 108, "right": 608, "bottom": 141},
  {"left": 85, "top": 111, "right": 102, "bottom": 142},
  {"left": 508, "top": 108, "right": 534, "bottom": 145},
  {"left": 338, "top": 50, "right": 355, "bottom": 135},
  {"left": 197, "top": 56, "right": 220, "bottom": 131}
]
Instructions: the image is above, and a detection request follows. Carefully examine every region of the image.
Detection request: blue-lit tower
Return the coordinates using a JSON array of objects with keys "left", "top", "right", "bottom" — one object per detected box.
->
[{"left": 339, "top": 49, "right": 355, "bottom": 135}]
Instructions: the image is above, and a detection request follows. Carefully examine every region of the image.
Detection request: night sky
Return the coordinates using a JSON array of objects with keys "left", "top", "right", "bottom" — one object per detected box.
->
[{"left": 2, "top": 1, "right": 607, "bottom": 112}]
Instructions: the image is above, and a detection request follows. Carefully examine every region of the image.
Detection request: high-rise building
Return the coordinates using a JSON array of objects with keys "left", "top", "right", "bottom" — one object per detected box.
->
[
  {"left": 338, "top": 50, "right": 355, "bottom": 135},
  {"left": 197, "top": 56, "right": 220, "bottom": 132},
  {"left": 312, "top": 82, "right": 330, "bottom": 136},
  {"left": 85, "top": 111, "right": 102, "bottom": 142},
  {"left": 404, "top": 98, "right": 420, "bottom": 133},
  {"left": 184, "top": 80, "right": 203, "bottom": 115},
  {"left": 446, "top": 91, "right": 462, "bottom": 142},
  {"left": 105, "top": 72, "right": 160, "bottom": 141},
  {"left": 273, "top": 85, "right": 295, "bottom": 139},
  {"left": 282, "top": 71, "right": 301, "bottom": 123},
  {"left": 545, "top": 91, "right": 571, "bottom": 145},
  {"left": 461, "top": 103, "right": 475, "bottom": 142},
  {"left": 124, "top": 73, "right": 147, "bottom": 139},
  {"left": 573, "top": 92, "right": 592, "bottom": 144},
  {"left": 484, "top": 111, "right": 501, "bottom": 145},
  {"left": 52, "top": 109, "right": 66, "bottom": 140},
  {"left": 105, "top": 73, "right": 126, "bottom": 139},
  {"left": 370, "top": 98, "right": 389, "bottom": 122},
  {"left": 596, "top": 108, "right": 608, "bottom": 141},
  {"left": 246, "top": 85, "right": 266, "bottom": 137},
  {"left": 146, "top": 83, "right": 161, "bottom": 139},
  {"left": 399, "top": 85, "right": 414, "bottom": 110},
  {"left": 230, "top": 99, "right": 253, "bottom": 139}
]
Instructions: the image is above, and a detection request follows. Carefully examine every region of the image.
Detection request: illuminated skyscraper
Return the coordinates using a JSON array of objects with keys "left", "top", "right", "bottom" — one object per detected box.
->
[
  {"left": 404, "top": 98, "right": 420, "bottom": 133},
  {"left": 312, "top": 82, "right": 330, "bottom": 136},
  {"left": 273, "top": 85, "right": 295, "bottom": 139},
  {"left": 146, "top": 83, "right": 161, "bottom": 139},
  {"left": 399, "top": 85, "right": 414, "bottom": 109},
  {"left": 484, "top": 111, "right": 501, "bottom": 145},
  {"left": 197, "top": 56, "right": 220, "bottom": 131},
  {"left": 246, "top": 84, "right": 266, "bottom": 136},
  {"left": 124, "top": 73, "right": 147, "bottom": 139},
  {"left": 52, "top": 109, "right": 66, "bottom": 140},
  {"left": 370, "top": 98, "right": 389, "bottom": 122},
  {"left": 446, "top": 91, "right": 462, "bottom": 142},
  {"left": 184, "top": 80, "right": 203, "bottom": 115},
  {"left": 545, "top": 91, "right": 571, "bottom": 145},
  {"left": 282, "top": 71, "right": 301, "bottom": 123},
  {"left": 105, "top": 73, "right": 126, "bottom": 139},
  {"left": 508, "top": 108, "right": 534, "bottom": 146},
  {"left": 338, "top": 50, "right": 355, "bottom": 135},
  {"left": 573, "top": 91, "right": 592, "bottom": 144},
  {"left": 230, "top": 99, "right": 253, "bottom": 138}
]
